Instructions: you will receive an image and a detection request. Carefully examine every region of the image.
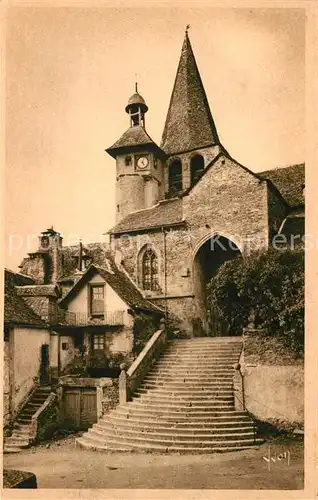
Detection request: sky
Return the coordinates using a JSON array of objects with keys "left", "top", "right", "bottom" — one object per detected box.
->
[{"left": 5, "top": 6, "right": 305, "bottom": 270}]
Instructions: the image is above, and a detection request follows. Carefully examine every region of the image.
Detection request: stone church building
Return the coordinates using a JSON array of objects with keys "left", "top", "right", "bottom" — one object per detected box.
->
[
  {"left": 4, "top": 30, "right": 304, "bottom": 452},
  {"left": 19, "top": 31, "right": 304, "bottom": 336}
]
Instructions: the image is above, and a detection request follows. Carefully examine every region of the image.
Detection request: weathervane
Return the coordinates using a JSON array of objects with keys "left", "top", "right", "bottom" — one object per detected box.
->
[{"left": 186, "top": 24, "right": 190, "bottom": 34}]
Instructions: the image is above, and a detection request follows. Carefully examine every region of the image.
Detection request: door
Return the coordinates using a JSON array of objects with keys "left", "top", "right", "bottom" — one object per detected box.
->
[
  {"left": 80, "top": 388, "right": 97, "bottom": 428},
  {"left": 63, "top": 389, "right": 81, "bottom": 428},
  {"left": 40, "top": 343, "right": 50, "bottom": 384},
  {"left": 63, "top": 387, "right": 97, "bottom": 429}
]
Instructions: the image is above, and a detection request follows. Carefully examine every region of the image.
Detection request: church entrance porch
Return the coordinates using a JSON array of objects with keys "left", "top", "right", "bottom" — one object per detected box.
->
[{"left": 192, "top": 234, "right": 241, "bottom": 336}]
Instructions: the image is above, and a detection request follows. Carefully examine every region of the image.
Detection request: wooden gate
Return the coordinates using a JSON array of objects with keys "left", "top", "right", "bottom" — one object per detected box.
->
[{"left": 62, "top": 387, "right": 97, "bottom": 429}]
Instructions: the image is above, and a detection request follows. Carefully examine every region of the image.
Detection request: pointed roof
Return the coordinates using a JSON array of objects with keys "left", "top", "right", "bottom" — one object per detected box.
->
[
  {"left": 106, "top": 125, "right": 165, "bottom": 159},
  {"left": 161, "top": 32, "right": 219, "bottom": 155}
]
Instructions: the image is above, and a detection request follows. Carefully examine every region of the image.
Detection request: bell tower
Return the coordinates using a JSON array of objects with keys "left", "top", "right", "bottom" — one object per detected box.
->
[{"left": 106, "top": 85, "right": 166, "bottom": 223}]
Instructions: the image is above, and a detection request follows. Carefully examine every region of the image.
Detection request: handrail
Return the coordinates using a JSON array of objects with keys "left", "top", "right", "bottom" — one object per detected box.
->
[
  {"left": 30, "top": 392, "right": 56, "bottom": 441},
  {"left": 119, "top": 321, "right": 166, "bottom": 404}
]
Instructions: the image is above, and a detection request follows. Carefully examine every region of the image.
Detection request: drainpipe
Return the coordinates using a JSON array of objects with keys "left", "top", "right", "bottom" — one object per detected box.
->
[{"left": 161, "top": 227, "right": 168, "bottom": 323}]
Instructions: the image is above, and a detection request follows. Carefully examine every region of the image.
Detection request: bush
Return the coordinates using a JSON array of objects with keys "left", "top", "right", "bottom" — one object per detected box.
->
[
  {"left": 207, "top": 248, "right": 304, "bottom": 356},
  {"left": 133, "top": 313, "right": 160, "bottom": 355}
]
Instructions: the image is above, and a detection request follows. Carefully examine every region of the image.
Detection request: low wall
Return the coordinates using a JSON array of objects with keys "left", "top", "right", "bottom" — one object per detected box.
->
[
  {"left": 242, "top": 329, "right": 304, "bottom": 428},
  {"left": 243, "top": 365, "right": 304, "bottom": 427}
]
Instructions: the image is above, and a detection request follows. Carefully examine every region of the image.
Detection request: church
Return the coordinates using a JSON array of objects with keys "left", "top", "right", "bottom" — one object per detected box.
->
[
  {"left": 106, "top": 29, "right": 305, "bottom": 335},
  {"left": 18, "top": 30, "right": 304, "bottom": 337},
  {"left": 4, "top": 29, "right": 305, "bottom": 453}
]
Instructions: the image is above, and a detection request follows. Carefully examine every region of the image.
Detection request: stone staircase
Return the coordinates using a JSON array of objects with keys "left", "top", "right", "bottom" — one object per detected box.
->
[
  {"left": 76, "top": 337, "right": 263, "bottom": 453},
  {"left": 4, "top": 386, "right": 52, "bottom": 453}
]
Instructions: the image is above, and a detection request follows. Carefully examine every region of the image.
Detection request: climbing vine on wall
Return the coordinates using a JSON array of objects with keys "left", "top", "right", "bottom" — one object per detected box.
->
[
  {"left": 207, "top": 248, "right": 304, "bottom": 356},
  {"left": 133, "top": 313, "right": 160, "bottom": 355}
]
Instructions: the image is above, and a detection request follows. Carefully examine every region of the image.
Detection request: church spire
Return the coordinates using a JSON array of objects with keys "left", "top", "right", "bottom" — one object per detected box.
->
[{"left": 161, "top": 30, "right": 219, "bottom": 155}]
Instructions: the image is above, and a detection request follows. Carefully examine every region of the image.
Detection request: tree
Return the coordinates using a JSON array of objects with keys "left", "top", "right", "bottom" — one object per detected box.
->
[{"left": 207, "top": 248, "right": 304, "bottom": 356}]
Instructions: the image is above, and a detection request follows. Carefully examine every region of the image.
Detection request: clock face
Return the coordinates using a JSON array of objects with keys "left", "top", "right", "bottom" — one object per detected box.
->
[{"left": 137, "top": 156, "right": 149, "bottom": 169}]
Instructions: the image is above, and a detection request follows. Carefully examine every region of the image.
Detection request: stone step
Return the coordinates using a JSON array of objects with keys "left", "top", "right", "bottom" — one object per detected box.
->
[
  {"left": 144, "top": 376, "right": 234, "bottom": 383},
  {"left": 76, "top": 435, "right": 259, "bottom": 454},
  {"left": 16, "top": 417, "right": 32, "bottom": 424},
  {"left": 94, "top": 421, "right": 255, "bottom": 435},
  {"left": 77, "top": 433, "right": 262, "bottom": 450},
  {"left": 151, "top": 366, "right": 235, "bottom": 372},
  {"left": 5, "top": 437, "right": 29, "bottom": 447},
  {"left": 3, "top": 446, "right": 23, "bottom": 454},
  {"left": 135, "top": 388, "right": 234, "bottom": 397},
  {"left": 126, "top": 400, "right": 235, "bottom": 411},
  {"left": 152, "top": 362, "right": 234, "bottom": 372},
  {"left": 135, "top": 394, "right": 235, "bottom": 404},
  {"left": 141, "top": 381, "right": 234, "bottom": 390},
  {"left": 166, "top": 349, "right": 241, "bottom": 355},
  {"left": 114, "top": 407, "right": 236, "bottom": 418},
  {"left": 87, "top": 426, "right": 256, "bottom": 443},
  {"left": 103, "top": 414, "right": 253, "bottom": 429}
]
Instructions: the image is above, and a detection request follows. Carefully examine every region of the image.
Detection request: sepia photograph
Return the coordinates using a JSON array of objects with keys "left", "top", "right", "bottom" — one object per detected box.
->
[{"left": 2, "top": 2, "right": 312, "bottom": 495}]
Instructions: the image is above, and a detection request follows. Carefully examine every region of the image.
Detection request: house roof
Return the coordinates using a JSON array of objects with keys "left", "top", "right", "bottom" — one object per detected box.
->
[
  {"left": 161, "top": 32, "right": 219, "bottom": 156},
  {"left": 109, "top": 198, "right": 184, "bottom": 234},
  {"left": 4, "top": 269, "right": 46, "bottom": 327},
  {"left": 16, "top": 284, "right": 60, "bottom": 298},
  {"left": 258, "top": 163, "right": 305, "bottom": 207},
  {"left": 106, "top": 126, "right": 165, "bottom": 159},
  {"left": 59, "top": 263, "right": 163, "bottom": 315},
  {"left": 57, "top": 243, "right": 112, "bottom": 281}
]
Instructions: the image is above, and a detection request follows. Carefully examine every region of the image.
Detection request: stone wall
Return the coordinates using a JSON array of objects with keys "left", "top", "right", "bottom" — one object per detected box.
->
[
  {"left": 12, "top": 327, "right": 50, "bottom": 412},
  {"left": 101, "top": 379, "right": 119, "bottom": 414},
  {"left": 240, "top": 330, "right": 304, "bottom": 428},
  {"left": 113, "top": 154, "right": 270, "bottom": 335}
]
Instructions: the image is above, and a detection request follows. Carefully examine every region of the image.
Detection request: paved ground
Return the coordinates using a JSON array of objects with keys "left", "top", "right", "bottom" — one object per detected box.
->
[{"left": 3, "top": 433, "right": 304, "bottom": 490}]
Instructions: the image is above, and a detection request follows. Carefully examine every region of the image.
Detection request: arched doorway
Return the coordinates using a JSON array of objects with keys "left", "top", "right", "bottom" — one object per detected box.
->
[{"left": 193, "top": 234, "right": 242, "bottom": 336}]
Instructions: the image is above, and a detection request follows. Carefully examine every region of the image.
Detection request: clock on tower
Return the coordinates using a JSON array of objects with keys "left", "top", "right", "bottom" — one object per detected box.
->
[{"left": 106, "top": 83, "right": 166, "bottom": 223}]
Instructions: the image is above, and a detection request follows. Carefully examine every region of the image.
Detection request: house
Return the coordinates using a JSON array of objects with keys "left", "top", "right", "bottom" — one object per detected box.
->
[{"left": 4, "top": 269, "right": 51, "bottom": 426}]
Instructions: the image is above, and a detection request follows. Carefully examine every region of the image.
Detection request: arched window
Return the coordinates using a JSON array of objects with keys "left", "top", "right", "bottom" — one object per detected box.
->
[
  {"left": 190, "top": 155, "right": 204, "bottom": 185},
  {"left": 142, "top": 249, "right": 159, "bottom": 291},
  {"left": 168, "top": 159, "right": 182, "bottom": 196}
]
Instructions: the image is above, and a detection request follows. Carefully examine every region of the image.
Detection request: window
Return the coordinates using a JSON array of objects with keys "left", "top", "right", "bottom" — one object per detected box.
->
[
  {"left": 93, "top": 334, "right": 105, "bottom": 351},
  {"left": 62, "top": 342, "right": 69, "bottom": 351},
  {"left": 90, "top": 285, "right": 105, "bottom": 316},
  {"left": 125, "top": 156, "right": 132, "bottom": 166},
  {"left": 142, "top": 249, "right": 159, "bottom": 291},
  {"left": 168, "top": 159, "right": 182, "bottom": 196},
  {"left": 190, "top": 155, "right": 204, "bottom": 185}
]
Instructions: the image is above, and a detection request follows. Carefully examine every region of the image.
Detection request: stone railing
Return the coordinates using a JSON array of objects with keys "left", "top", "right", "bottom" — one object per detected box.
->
[
  {"left": 29, "top": 392, "right": 57, "bottom": 443},
  {"left": 119, "top": 319, "right": 167, "bottom": 404}
]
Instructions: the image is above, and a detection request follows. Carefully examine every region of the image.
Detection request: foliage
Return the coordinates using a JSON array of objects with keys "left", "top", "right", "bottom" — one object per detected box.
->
[
  {"left": 207, "top": 248, "right": 304, "bottom": 356},
  {"left": 36, "top": 398, "right": 60, "bottom": 443},
  {"left": 133, "top": 313, "right": 159, "bottom": 355}
]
